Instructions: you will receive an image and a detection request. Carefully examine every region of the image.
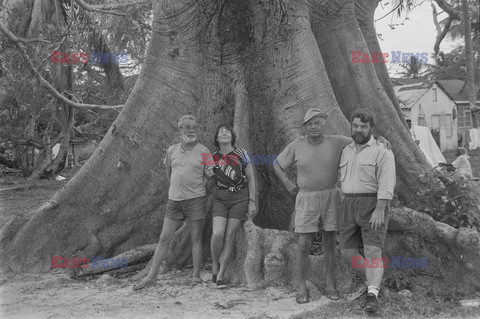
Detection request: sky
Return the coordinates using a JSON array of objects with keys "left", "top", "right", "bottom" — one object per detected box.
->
[{"left": 373, "top": 0, "right": 459, "bottom": 77}]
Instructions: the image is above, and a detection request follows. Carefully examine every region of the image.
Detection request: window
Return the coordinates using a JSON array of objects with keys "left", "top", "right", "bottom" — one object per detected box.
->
[
  {"left": 418, "top": 105, "right": 427, "bottom": 126},
  {"left": 457, "top": 105, "right": 472, "bottom": 128},
  {"left": 432, "top": 88, "right": 437, "bottom": 102}
]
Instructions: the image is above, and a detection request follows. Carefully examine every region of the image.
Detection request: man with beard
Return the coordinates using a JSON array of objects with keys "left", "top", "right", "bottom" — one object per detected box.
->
[
  {"left": 275, "top": 108, "right": 351, "bottom": 303},
  {"left": 339, "top": 109, "right": 395, "bottom": 314},
  {"left": 133, "top": 115, "right": 214, "bottom": 290}
]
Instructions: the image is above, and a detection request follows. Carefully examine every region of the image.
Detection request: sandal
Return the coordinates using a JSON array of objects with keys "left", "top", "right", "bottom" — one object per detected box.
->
[
  {"left": 295, "top": 291, "right": 310, "bottom": 304},
  {"left": 132, "top": 279, "right": 156, "bottom": 291},
  {"left": 190, "top": 277, "right": 203, "bottom": 286},
  {"left": 325, "top": 289, "right": 341, "bottom": 300}
]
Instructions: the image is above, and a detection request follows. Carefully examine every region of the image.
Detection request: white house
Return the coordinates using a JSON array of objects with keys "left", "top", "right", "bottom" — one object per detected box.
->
[
  {"left": 394, "top": 81, "right": 458, "bottom": 151},
  {"left": 436, "top": 79, "right": 480, "bottom": 149}
]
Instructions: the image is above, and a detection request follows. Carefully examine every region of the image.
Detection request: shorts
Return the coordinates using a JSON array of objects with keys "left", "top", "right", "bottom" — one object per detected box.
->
[
  {"left": 294, "top": 187, "right": 340, "bottom": 233},
  {"left": 339, "top": 194, "right": 389, "bottom": 249},
  {"left": 212, "top": 187, "right": 249, "bottom": 220},
  {"left": 165, "top": 196, "right": 206, "bottom": 221}
]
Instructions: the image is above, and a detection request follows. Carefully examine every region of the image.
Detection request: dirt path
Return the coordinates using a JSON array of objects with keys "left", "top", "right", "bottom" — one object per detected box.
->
[{"left": 0, "top": 269, "right": 333, "bottom": 319}]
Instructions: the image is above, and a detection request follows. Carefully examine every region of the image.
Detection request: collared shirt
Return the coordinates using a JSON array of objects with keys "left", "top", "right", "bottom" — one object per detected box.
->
[
  {"left": 452, "top": 155, "right": 472, "bottom": 178},
  {"left": 277, "top": 135, "right": 352, "bottom": 189},
  {"left": 164, "top": 143, "right": 213, "bottom": 201},
  {"left": 340, "top": 135, "right": 395, "bottom": 200}
]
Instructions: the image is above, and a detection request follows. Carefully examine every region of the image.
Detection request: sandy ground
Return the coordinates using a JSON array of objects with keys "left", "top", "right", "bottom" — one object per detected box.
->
[
  {"left": 0, "top": 267, "right": 335, "bottom": 319},
  {"left": 0, "top": 171, "right": 336, "bottom": 319}
]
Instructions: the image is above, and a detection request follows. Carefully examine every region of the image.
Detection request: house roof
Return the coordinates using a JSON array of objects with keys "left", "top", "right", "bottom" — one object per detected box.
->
[
  {"left": 394, "top": 82, "right": 454, "bottom": 109},
  {"left": 394, "top": 83, "right": 431, "bottom": 109},
  {"left": 391, "top": 78, "right": 425, "bottom": 87},
  {"left": 436, "top": 79, "right": 480, "bottom": 102}
]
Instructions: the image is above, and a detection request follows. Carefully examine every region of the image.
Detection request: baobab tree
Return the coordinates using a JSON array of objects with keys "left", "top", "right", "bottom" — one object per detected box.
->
[{"left": 1, "top": 0, "right": 480, "bottom": 295}]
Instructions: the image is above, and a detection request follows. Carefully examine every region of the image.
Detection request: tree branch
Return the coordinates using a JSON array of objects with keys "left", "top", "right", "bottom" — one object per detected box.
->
[
  {"left": 0, "top": 21, "right": 123, "bottom": 111},
  {"left": 431, "top": 2, "right": 442, "bottom": 34},
  {"left": 434, "top": 0, "right": 461, "bottom": 20},
  {"left": 434, "top": 16, "right": 453, "bottom": 55},
  {"left": 74, "top": 0, "right": 150, "bottom": 16}
]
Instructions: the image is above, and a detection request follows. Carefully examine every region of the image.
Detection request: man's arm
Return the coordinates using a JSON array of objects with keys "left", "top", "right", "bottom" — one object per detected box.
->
[
  {"left": 166, "top": 165, "right": 172, "bottom": 184},
  {"left": 274, "top": 164, "right": 298, "bottom": 195},
  {"left": 205, "top": 176, "right": 215, "bottom": 194},
  {"left": 164, "top": 148, "right": 172, "bottom": 183},
  {"left": 370, "top": 149, "right": 395, "bottom": 230},
  {"left": 203, "top": 149, "right": 215, "bottom": 193},
  {"left": 274, "top": 141, "right": 299, "bottom": 195}
]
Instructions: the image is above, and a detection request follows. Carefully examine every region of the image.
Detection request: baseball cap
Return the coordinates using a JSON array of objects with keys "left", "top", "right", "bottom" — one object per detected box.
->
[{"left": 303, "top": 108, "right": 328, "bottom": 124}]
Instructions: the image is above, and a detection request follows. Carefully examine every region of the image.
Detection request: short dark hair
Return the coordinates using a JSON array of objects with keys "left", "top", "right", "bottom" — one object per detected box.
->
[
  {"left": 213, "top": 124, "right": 236, "bottom": 148},
  {"left": 351, "top": 109, "right": 375, "bottom": 127}
]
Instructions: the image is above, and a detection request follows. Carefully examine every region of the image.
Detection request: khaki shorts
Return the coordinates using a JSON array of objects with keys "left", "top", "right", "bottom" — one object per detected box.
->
[
  {"left": 294, "top": 188, "right": 341, "bottom": 233},
  {"left": 165, "top": 196, "right": 206, "bottom": 221},
  {"left": 339, "top": 194, "right": 389, "bottom": 249}
]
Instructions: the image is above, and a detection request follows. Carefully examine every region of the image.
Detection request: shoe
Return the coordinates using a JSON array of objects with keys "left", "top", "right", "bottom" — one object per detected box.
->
[
  {"left": 325, "top": 289, "right": 341, "bottom": 301},
  {"left": 132, "top": 279, "right": 156, "bottom": 291},
  {"left": 295, "top": 292, "right": 310, "bottom": 304},
  {"left": 212, "top": 274, "right": 217, "bottom": 283},
  {"left": 365, "top": 293, "right": 379, "bottom": 314},
  {"left": 216, "top": 280, "right": 227, "bottom": 289}
]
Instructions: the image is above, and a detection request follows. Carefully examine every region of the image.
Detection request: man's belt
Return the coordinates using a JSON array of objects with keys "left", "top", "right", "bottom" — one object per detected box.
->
[
  {"left": 344, "top": 193, "right": 377, "bottom": 197},
  {"left": 300, "top": 185, "right": 336, "bottom": 192}
]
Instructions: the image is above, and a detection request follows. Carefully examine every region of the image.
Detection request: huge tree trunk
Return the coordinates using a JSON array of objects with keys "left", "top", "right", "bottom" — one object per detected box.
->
[
  {"left": 1, "top": 0, "right": 479, "bottom": 294},
  {"left": 462, "top": 0, "right": 477, "bottom": 124}
]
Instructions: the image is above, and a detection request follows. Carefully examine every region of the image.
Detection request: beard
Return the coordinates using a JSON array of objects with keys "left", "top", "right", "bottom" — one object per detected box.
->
[{"left": 352, "top": 131, "right": 372, "bottom": 145}]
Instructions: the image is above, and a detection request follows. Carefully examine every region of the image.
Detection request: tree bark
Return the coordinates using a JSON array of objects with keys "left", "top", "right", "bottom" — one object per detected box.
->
[
  {"left": 354, "top": 0, "right": 407, "bottom": 127},
  {"left": 461, "top": 0, "right": 477, "bottom": 120},
  {"left": 310, "top": 0, "right": 431, "bottom": 197},
  {"left": 1, "top": 0, "right": 479, "bottom": 296}
]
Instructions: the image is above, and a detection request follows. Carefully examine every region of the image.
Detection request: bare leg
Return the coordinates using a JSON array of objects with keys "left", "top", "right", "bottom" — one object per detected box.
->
[
  {"left": 190, "top": 219, "right": 205, "bottom": 279},
  {"left": 210, "top": 217, "right": 227, "bottom": 275},
  {"left": 217, "top": 218, "right": 243, "bottom": 281},
  {"left": 139, "top": 217, "right": 180, "bottom": 285},
  {"left": 297, "top": 233, "right": 313, "bottom": 298},
  {"left": 364, "top": 245, "right": 383, "bottom": 289},
  {"left": 323, "top": 231, "right": 337, "bottom": 292}
]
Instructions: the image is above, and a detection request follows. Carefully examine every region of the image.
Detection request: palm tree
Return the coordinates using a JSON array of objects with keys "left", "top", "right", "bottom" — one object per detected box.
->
[{"left": 399, "top": 55, "right": 425, "bottom": 79}]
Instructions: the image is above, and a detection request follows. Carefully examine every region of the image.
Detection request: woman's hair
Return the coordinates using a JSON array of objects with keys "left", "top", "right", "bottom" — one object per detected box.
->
[{"left": 213, "top": 124, "right": 236, "bottom": 148}]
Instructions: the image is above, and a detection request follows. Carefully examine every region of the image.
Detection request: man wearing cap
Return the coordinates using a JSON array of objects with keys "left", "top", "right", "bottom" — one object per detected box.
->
[
  {"left": 405, "top": 118, "right": 420, "bottom": 145},
  {"left": 338, "top": 109, "right": 395, "bottom": 314},
  {"left": 274, "top": 108, "right": 352, "bottom": 303},
  {"left": 133, "top": 115, "right": 214, "bottom": 290}
]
